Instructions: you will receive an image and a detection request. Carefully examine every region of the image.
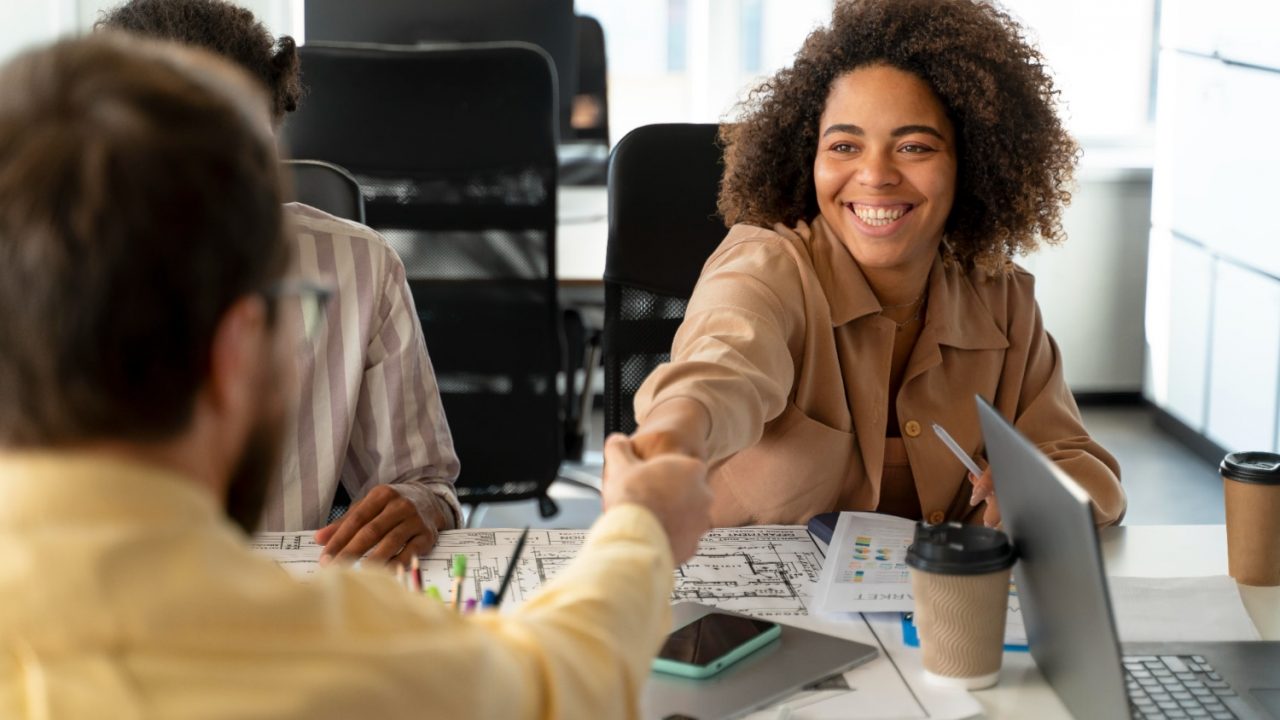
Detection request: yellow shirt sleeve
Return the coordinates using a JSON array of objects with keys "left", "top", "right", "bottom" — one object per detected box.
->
[{"left": 297, "top": 504, "right": 676, "bottom": 720}]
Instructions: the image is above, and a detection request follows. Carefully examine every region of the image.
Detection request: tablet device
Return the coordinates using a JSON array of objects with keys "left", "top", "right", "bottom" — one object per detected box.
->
[{"left": 642, "top": 602, "right": 878, "bottom": 720}]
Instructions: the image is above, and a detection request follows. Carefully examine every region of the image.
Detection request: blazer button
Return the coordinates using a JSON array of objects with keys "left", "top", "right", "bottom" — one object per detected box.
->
[
  {"left": 904, "top": 420, "right": 922, "bottom": 438},
  {"left": 928, "top": 510, "right": 945, "bottom": 524}
]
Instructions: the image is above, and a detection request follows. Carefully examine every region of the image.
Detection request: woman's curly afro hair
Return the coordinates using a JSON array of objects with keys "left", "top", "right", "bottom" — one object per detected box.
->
[
  {"left": 97, "top": 0, "right": 302, "bottom": 122},
  {"left": 718, "top": 0, "right": 1079, "bottom": 273}
]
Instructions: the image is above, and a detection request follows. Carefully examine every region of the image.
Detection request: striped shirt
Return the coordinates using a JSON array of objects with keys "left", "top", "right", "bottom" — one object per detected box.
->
[{"left": 264, "top": 203, "right": 460, "bottom": 532}]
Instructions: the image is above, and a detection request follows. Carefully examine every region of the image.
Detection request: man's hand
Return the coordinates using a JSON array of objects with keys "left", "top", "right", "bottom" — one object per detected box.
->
[
  {"left": 602, "top": 433, "right": 712, "bottom": 565},
  {"left": 314, "top": 485, "right": 444, "bottom": 567},
  {"left": 968, "top": 468, "right": 1002, "bottom": 528}
]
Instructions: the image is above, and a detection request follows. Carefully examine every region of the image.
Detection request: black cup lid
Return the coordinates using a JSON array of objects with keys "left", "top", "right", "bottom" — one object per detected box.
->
[
  {"left": 905, "top": 521, "right": 1016, "bottom": 575},
  {"left": 1221, "top": 452, "right": 1280, "bottom": 485}
]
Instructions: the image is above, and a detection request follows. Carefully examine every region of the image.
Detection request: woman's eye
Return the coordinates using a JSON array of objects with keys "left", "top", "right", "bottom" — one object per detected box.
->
[
  {"left": 832, "top": 142, "right": 855, "bottom": 153},
  {"left": 901, "top": 143, "right": 934, "bottom": 154}
]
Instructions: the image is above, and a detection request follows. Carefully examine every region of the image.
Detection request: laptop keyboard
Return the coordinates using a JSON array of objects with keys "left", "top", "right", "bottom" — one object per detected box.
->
[{"left": 1125, "top": 655, "right": 1239, "bottom": 719}]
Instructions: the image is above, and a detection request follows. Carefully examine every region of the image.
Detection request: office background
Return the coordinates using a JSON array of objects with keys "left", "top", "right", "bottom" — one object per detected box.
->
[{"left": 6, "top": 0, "right": 1278, "bottom": 527}]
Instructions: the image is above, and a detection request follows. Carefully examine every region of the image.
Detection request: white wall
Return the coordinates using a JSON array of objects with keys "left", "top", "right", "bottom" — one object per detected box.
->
[
  {"left": 1145, "top": 0, "right": 1280, "bottom": 452},
  {"left": 1018, "top": 159, "right": 1153, "bottom": 393},
  {"left": 0, "top": 1, "right": 76, "bottom": 62}
]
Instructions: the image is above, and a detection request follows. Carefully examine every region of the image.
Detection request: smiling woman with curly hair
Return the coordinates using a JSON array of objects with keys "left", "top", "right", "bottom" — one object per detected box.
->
[{"left": 630, "top": 0, "right": 1125, "bottom": 529}]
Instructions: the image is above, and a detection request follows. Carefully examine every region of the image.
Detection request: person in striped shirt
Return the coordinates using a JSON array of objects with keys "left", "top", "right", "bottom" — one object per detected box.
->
[{"left": 98, "top": 0, "right": 461, "bottom": 565}]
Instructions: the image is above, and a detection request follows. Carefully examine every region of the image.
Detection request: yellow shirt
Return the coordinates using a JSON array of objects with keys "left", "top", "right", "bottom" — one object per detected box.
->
[
  {"left": 636, "top": 217, "right": 1125, "bottom": 527},
  {"left": 0, "top": 453, "right": 673, "bottom": 719}
]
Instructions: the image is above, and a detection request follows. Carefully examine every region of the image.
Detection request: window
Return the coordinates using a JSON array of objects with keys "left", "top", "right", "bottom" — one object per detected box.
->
[{"left": 576, "top": 0, "right": 1156, "bottom": 146}]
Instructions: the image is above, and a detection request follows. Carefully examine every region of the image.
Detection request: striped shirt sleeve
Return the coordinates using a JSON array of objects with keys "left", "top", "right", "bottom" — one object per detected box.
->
[
  {"left": 341, "top": 241, "right": 462, "bottom": 529},
  {"left": 270, "top": 203, "right": 460, "bottom": 533}
]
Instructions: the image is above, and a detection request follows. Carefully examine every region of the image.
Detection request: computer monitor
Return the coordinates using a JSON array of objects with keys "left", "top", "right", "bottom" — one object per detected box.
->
[{"left": 304, "top": 0, "right": 576, "bottom": 134}]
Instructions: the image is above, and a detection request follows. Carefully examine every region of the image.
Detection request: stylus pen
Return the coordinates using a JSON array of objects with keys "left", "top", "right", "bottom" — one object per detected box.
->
[
  {"left": 494, "top": 526, "right": 530, "bottom": 607},
  {"left": 931, "top": 422, "right": 984, "bottom": 478}
]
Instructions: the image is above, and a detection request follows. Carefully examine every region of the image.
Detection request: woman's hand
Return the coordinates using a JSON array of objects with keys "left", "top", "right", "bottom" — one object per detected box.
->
[
  {"left": 969, "top": 468, "right": 1002, "bottom": 528},
  {"left": 630, "top": 398, "right": 711, "bottom": 461}
]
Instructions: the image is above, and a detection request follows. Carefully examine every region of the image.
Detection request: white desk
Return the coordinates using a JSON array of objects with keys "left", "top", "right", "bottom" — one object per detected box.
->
[
  {"left": 1101, "top": 525, "right": 1279, "bottom": 639},
  {"left": 255, "top": 523, "right": 1275, "bottom": 718},
  {"left": 971, "top": 524, "right": 1278, "bottom": 719},
  {"left": 556, "top": 186, "right": 608, "bottom": 286}
]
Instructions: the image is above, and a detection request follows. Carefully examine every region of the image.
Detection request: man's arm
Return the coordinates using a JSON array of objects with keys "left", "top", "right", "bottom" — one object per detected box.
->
[
  {"left": 316, "top": 249, "right": 461, "bottom": 565},
  {"left": 302, "top": 435, "right": 710, "bottom": 719},
  {"left": 456, "top": 436, "right": 710, "bottom": 718}
]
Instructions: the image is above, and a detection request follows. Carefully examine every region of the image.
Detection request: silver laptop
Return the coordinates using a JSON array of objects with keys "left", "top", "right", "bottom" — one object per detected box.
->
[{"left": 976, "top": 397, "right": 1280, "bottom": 720}]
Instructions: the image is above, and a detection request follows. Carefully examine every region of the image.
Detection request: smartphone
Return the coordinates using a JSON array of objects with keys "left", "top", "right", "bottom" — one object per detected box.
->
[{"left": 651, "top": 612, "right": 782, "bottom": 679}]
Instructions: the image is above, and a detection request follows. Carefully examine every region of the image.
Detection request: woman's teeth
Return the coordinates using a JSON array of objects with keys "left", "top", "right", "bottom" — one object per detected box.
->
[{"left": 851, "top": 205, "right": 908, "bottom": 226}]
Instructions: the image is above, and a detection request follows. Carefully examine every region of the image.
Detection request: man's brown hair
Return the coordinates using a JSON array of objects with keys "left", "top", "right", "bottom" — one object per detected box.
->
[{"left": 0, "top": 34, "right": 289, "bottom": 446}]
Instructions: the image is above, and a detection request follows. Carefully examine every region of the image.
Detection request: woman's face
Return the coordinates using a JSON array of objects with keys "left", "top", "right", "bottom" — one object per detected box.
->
[{"left": 813, "top": 65, "right": 957, "bottom": 278}]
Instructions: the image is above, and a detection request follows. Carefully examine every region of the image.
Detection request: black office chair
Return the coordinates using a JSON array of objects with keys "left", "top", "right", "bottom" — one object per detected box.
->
[
  {"left": 283, "top": 159, "right": 365, "bottom": 224},
  {"left": 603, "top": 124, "right": 727, "bottom": 436},
  {"left": 286, "top": 42, "right": 565, "bottom": 516},
  {"left": 305, "top": 0, "right": 577, "bottom": 138}
]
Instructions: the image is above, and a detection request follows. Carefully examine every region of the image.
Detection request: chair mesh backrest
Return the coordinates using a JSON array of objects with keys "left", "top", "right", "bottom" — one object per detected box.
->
[
  {"left": 286, "top": 42, "right": 563, "bottom": 503},
  {"left": 283, "top": 159, "right": 365, "bottom": 224},
  {"left": 604, "top": 285, "right": 689, "bottom": 434},
  {"left": 604, "top": 124, "right": 727, "bottom": 436}
]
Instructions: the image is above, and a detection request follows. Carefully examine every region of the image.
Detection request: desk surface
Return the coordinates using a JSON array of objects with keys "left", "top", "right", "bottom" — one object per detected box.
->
[
  {"left": 256, "top": 522, "right": 1274, "bottom": 718},
  {"left": 973, "top": 524, "right": 1279, "bottom": 719},
  {"left": 557, "top": 186, "right": 608, "bottom": 285}
]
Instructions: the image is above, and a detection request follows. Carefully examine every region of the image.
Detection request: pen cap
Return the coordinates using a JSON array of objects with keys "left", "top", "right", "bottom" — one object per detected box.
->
[
  {"left": 451, "top": 554, "right": 468, "bottom": 577},
  {"left": 906, "top": 522, "right": 1015, "bottom": 575}
]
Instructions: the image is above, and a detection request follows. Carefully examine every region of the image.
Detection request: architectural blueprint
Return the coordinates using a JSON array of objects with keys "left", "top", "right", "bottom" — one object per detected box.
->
[{"left": 253, "top": 525, "right": 824, "bottom": 616}]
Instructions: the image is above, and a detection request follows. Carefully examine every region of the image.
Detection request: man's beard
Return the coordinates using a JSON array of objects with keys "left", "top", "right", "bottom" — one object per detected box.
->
[{"left": 224, "top": 410, "right": 283, "bottom": 534}]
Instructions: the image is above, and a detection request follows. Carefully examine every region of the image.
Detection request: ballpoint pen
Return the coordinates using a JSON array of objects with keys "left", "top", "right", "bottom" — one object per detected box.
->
[
  {"left": 494, "top": 526, "right": 531, "bottom": 607},
  {"left": 931, "top": 422, "right": 983, "bottom": 478}
]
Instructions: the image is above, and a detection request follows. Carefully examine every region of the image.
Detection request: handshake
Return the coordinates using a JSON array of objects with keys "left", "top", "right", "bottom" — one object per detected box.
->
[{"left": 601, "top": 432, "right": 713, "bottom": 566}]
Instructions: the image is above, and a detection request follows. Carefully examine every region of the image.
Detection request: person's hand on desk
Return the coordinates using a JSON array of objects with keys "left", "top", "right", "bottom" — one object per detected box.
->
[
  {"left": 969, "top": 467, "right": 1002, "bottom": 528},
  {"left": 314, "top": 485, "right": 447, "bottom": 567},
  {"left": 602, "top": 433, "right": 712, "bottom": 565}
]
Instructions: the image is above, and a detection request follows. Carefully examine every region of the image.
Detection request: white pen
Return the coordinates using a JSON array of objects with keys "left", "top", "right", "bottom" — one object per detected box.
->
[{"left": 931, "top": 422, "right": 984, "bottom": 478}]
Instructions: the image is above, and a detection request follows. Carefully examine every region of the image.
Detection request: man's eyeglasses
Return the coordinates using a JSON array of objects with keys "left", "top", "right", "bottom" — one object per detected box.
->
[{"left": 261, "top": 279, "right": 333, "bottom": 345}]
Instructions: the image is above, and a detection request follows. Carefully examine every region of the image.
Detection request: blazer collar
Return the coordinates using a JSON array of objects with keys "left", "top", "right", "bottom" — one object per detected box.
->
[{"left": 807, "top": 216, "right": 1007, "bottom": 351}]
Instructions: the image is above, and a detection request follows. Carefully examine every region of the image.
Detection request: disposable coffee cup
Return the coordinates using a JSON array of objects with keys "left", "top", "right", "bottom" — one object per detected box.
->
[
  {"left": 906, "top": 521, "right": 1016, "bottom": 690},
  {"left": 1221, "top": 451, "right": 1280, "bottom": 586}
]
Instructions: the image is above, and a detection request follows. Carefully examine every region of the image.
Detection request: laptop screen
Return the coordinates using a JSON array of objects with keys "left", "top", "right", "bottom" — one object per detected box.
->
[{"left": 976, "top": 397, "right": 1130, "bottom": 720}]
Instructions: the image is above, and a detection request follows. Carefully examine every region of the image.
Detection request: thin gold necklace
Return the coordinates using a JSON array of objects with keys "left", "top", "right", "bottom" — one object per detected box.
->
[
  {"left": 879, "top": 290, "right": 926, "bottom": 331},
  {"left": 892, "top": 302, "right": 925, "bottom": 332},
  {"left": 880, "top": 289, "right": 925, "bottom": 311}
]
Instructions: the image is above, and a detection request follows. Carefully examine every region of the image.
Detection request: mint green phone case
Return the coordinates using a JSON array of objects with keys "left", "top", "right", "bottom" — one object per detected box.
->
[{"left": 651, "top": 621, "right": 782, "bottom": 679}]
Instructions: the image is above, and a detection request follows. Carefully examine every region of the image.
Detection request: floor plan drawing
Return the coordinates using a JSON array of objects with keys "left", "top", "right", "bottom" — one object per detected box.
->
[
  {"left": 253, "top": 525, "right": 824, "bottom": 614},
  {"left": 671, "top": 526, "right": 824, "bottom": 618}
]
